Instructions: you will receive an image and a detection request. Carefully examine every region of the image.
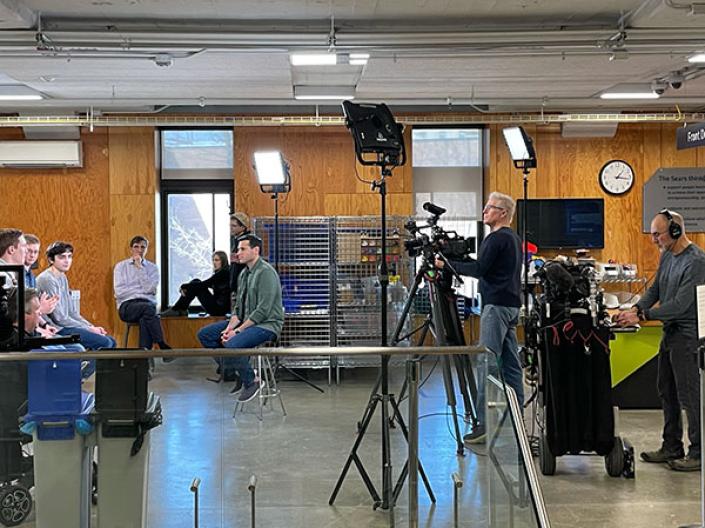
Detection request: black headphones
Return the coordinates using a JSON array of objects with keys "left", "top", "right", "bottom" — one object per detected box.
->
[{"left": 659, "top": 209, "right": 683, "bottom": 239}]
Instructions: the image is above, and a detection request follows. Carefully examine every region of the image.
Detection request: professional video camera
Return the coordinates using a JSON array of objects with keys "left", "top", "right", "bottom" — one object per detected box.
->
[
  {"left": 404, "top": 202, "right": 476, "bottom": 260},
  {"left": 0, "top": 276, "right": 12, "bottom": 346}
]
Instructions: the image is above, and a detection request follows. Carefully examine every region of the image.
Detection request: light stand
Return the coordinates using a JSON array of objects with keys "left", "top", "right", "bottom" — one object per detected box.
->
[
  {"left": 502, "top": 126, "right": 537, "bottom": 370},
  {"left": 254, "top": 152, "right": 324, "bottom": 394},
  {"left": 330, "top": 101, "right": 407, "bottom": 517}
]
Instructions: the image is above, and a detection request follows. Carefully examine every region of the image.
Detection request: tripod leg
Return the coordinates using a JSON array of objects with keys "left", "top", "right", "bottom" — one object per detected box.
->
[
  {"left": 452, "top": 354, "right": 479, "bottom": 426},
  {"left": 441, "top": 356, "right": 465, "bottom": 455},
  {"left": 329, "top": 395, "right": 382, "bottom": 506},
  {"left": 357, "top": 373, "right": 382, "bottom": 431},
  {"left": 397, "top": 321, "right": 431, "bottom": 405},
  {"left": 389, "top": 395, "right": 436, "bottom": 504}
]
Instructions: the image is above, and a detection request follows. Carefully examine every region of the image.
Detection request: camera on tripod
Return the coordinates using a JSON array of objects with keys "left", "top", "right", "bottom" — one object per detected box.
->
[{"left": 404, "top": 202, "right": 476, "bottom": 259}]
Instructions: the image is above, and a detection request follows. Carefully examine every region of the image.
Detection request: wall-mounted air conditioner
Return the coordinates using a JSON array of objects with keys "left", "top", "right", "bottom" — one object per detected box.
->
[{"left": 0, "top": 140, "right": 83, "bottom": 168}]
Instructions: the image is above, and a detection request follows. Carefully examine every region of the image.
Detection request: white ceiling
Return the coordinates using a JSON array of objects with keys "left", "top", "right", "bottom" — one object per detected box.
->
[{"left": 0, "top": 0, "right": 704, "bottom": 114}]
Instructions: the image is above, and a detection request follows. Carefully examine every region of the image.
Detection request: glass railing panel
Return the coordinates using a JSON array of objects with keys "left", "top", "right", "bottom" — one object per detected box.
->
[{"left": 486, "top": 372, "right": 550, "bottom": 528}]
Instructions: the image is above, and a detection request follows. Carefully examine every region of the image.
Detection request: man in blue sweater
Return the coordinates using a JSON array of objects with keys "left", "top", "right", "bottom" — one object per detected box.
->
[
  {"left": 437, "top": 191, "right": 523, "bottom": 445},
  {"left": 617, "top": 210, "right": 705, "bottom": 471}
]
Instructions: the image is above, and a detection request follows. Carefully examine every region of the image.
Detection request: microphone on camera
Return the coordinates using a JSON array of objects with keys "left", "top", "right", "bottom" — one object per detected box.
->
[
  {"left": 544, "top": 262, "right": 575, "bottom": 292},
  {"left": 423, "top": 202, "right": 446, "bottom": 216}
]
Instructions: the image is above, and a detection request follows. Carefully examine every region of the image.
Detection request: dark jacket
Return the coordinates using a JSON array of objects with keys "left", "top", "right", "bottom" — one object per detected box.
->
[{"left": 183, "top": 267, "right": 231, "bottom": 311}]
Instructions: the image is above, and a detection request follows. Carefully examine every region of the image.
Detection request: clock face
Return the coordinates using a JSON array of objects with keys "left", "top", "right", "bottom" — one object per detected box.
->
[{"left": 599, "top": 160, "right": 634, "bottom": 195}]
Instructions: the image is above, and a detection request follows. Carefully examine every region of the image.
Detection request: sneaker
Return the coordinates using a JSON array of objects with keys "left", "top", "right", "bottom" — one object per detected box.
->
[
  {"left": 668, "top": 456, "right": 701, "bottom": 472},
  {"left": 463, "top": 426, "right": 486, "bottom": 445},
  {"left": 238, "top": 381, "right": 263, "bottom": 402},
  {"left": 229, "top": 377, "right": 244, "bottom": 394},
  {"left": 640, "top": 448, "right": 685, "bottom": 463},
  {"left": 159, "top": 309, "right": 188, "bottom": 317}
]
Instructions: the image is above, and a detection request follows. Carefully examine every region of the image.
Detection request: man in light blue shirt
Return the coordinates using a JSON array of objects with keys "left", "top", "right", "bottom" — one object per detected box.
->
[{"left": 113, "top": 235, "right": 170, "bottom": 351}]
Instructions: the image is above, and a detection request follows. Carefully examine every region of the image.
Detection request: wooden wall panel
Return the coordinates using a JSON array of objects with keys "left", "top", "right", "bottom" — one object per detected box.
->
[
  {"left": 108, "top": 127, "right": 157, "bottom": 336},
  {"left": 234, "top": 126, "right": 412, "bottom": 219},
  {"left": 488, "top": 123, "right": 705, "bottom": 282},
  {"left": 0, "top": 129, "right": 113, "bottom": 329}
]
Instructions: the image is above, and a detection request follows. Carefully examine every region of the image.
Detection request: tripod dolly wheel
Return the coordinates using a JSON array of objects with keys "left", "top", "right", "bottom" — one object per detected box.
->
[
  {"left": 0, "top": 484, "right": 32, "bottom": 527},
  {"left": 605, "top": 436, "right": 625, "bottom": 478},
  {"left": 538, "top": 433, "right": 556, "bottom": 476}
]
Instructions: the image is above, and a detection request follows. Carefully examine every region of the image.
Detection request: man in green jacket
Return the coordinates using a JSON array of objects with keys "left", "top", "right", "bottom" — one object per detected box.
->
[{"left": 198, "top": 234, "right": 284, "bottom": 402}]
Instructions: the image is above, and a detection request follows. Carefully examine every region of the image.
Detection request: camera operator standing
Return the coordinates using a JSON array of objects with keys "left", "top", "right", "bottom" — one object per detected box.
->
[{"left": 436, "top": 191, "right": 523, "bottom": 445}]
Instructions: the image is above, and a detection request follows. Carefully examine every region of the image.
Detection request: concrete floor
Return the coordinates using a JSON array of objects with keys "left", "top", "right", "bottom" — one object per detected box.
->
[{"left": 11, "top": 357, "right": 703, "bottom": 527}]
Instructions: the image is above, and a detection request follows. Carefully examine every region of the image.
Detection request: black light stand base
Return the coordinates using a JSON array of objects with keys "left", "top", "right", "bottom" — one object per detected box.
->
[{"left": 273, "top": 362, "right": 325, "bottom": 393}]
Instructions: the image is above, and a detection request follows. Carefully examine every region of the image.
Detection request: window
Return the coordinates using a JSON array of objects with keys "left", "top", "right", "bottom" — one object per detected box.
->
[
  {"left": 159, "top": 129, "right": 234, "bottom": 308},
  {"left": 412, "top": 127, "right": 484, "bottom": 300}
]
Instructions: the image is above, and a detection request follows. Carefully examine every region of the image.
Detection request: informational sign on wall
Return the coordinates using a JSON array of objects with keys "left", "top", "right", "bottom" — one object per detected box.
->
[
  {"left": 676, "top": 122, "right": 705, "bottom": 150},
  {"left": 643, "top": 168, "right": 705, "bottom": 232}
]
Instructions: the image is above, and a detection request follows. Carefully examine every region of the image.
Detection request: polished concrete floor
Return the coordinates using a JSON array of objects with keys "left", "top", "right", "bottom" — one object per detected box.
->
[{"left": 12, "top": 357, "right": 703, "bottom": 527}]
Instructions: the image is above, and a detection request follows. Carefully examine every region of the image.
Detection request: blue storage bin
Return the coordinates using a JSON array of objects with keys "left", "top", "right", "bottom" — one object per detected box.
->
[{"left": 26, "top": 360, "right": 94, "bottom": 440}]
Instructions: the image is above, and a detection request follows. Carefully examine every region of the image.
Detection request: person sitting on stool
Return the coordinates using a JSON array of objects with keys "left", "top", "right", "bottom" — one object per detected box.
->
[
  {"left": 113, "top": 235, "right": 171, "bottom": 354},
  {"left": 197, "top": 235, "right": 284, "bottom": 403},
  {"left": 161, "top": 251, "right": 231, "bottom": 317},
  {"left": 36, "top": 241, "right": 117, "bottom": 351}
]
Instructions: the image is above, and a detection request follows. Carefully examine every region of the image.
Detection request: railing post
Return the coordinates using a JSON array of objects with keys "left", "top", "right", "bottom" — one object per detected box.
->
[
  {"left": 452, "top": 473, "right": 463, "bottom": 528},
  {"left": 407, "top": 358, "right": 420, "bottom": 528},
  {"left": 189, "top": 477, "right": 201, "bottom": 528},
  {"left": 248, "top": 475, "right": 257, "bottom": 528}
]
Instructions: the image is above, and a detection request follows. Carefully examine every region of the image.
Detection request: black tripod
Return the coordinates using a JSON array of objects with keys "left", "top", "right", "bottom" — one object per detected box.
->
[
  {"left": 357, "top": 253, "right": 480, "bottom": 457},
  {"left": 330, "top": 164, "right": 433, "bottom": 513}
]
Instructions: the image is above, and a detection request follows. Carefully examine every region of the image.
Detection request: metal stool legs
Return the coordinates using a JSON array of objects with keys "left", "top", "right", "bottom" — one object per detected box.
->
[{"left": 233, "top": 355, "right": 287, "bottom": 420}]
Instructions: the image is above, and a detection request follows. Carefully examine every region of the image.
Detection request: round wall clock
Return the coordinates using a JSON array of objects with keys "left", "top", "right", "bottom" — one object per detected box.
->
[{"left": 599, "top": 160, "right": 634, "bottom": 195}]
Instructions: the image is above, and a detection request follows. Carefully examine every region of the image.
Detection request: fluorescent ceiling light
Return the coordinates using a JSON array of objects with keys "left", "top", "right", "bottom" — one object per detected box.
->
[
  {"left": 349, "top": 53, "right": 370, "bottom": 65},
  {"left": 294, "top": 85, "right": 356, "bottom": 100},
  {"left": 290, "top": 53, "right": 337, "bottom": 66},
  {"left": 0, "top": 85, "right": 43, "bottom": 101},
  {"left": 599, "top": 83, "right": 659, "bottom": 99},
  {"left": 688, "top": 53, "right": 705, "bottom": 63},
  {"left": 254, "top": 151, "right": 287, "bottom": 185}
]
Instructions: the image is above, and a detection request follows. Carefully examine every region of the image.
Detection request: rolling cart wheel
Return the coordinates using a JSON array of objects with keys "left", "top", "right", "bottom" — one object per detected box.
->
[
  {"left": 0, "top": 484, "right": 33, "bottom": 527},
  {"left": 539, "top": 433, "right": 556, "bottom": 476},
  {"left": 605, "top": 436, "right": 625, "bottom": 477}
]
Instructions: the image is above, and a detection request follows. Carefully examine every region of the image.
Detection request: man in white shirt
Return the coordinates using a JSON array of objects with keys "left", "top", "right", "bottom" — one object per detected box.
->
[{"left": 113, "top": 235, "right": 170, "bottom": 351}]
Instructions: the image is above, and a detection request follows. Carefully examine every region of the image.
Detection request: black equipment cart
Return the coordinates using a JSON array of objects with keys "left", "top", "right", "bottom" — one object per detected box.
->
[{"left": 530, "top": 259, "right": 635, "bottom": 478}]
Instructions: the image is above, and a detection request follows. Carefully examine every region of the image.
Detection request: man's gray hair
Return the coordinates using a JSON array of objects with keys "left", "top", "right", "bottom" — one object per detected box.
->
[{"left": 488, "top": 192, "right": 516, "bottom": 221}]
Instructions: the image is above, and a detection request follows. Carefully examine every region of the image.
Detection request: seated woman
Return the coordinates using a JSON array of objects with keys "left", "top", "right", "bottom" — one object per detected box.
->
[{"left": 161, "top": 251, "right": 231, "bottom": 317}]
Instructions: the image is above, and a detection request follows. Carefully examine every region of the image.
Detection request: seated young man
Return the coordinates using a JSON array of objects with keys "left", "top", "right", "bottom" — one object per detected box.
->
[
  {"left": 23, "top": 233, "right": 61, "bottom": 338},
  {"left": 36, "top": 241, "right": 117, "bottom": 350},
  {"left": 197, "top": 234, "right": 284, "bottom": 402},
  {"left": 114, "top": 235, "right": 171, "bottom": 352},
  {"left": 0, "top": 228, "right": 27, "bottom": 288}
]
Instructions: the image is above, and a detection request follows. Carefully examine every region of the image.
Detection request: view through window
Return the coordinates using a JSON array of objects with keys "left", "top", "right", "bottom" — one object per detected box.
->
[{"left": 160, "top": 129, "right": 234, "bottom": 308}]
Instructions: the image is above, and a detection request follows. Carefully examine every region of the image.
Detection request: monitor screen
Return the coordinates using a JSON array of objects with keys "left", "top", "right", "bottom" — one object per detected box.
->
[{"left": 516, "top": 198, "right": 604, "bottom": 249}]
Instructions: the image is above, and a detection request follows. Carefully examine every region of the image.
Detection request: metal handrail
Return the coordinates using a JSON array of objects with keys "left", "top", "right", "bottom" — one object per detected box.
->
[
  {"left": 488, "top": 375, "right": 551, "bottom": 528},
  {"left": 0, "top": 345, "right": 484, "bottom": 362}
]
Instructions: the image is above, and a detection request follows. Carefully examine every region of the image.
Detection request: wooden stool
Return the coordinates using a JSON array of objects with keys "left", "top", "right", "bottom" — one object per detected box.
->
[
  {"left": 233, "top": 342, "right": 286, "bottom": 420},
  {"left": 122, "top": 322, "right": 154, "bottom": 371},
  {"left": 122, "top": 322, "right": 140, "bottom": 347}
]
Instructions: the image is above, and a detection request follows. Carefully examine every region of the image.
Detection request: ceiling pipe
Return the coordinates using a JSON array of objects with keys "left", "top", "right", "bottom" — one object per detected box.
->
[{"left": 0, "top": 112, "right": 698, "bottom": 128}]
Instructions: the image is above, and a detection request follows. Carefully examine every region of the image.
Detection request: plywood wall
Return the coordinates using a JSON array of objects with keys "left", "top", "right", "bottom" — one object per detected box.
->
[
  {"left": 0, "top": 127, "right": 156, "bottom": 339},
  {"left": 0, "top": 128, "right": 114, "bottom": 330},
  {"left": 234, "top": 126, "right": 414, "bottom": 218},
  {"left": 487, "top": 122, "right": 705, "bottom": 279}
]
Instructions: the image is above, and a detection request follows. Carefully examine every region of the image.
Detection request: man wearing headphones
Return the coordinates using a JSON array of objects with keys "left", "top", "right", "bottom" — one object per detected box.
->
[{"left": 617, "top": 210, "right": 705, "bottom": 471}]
